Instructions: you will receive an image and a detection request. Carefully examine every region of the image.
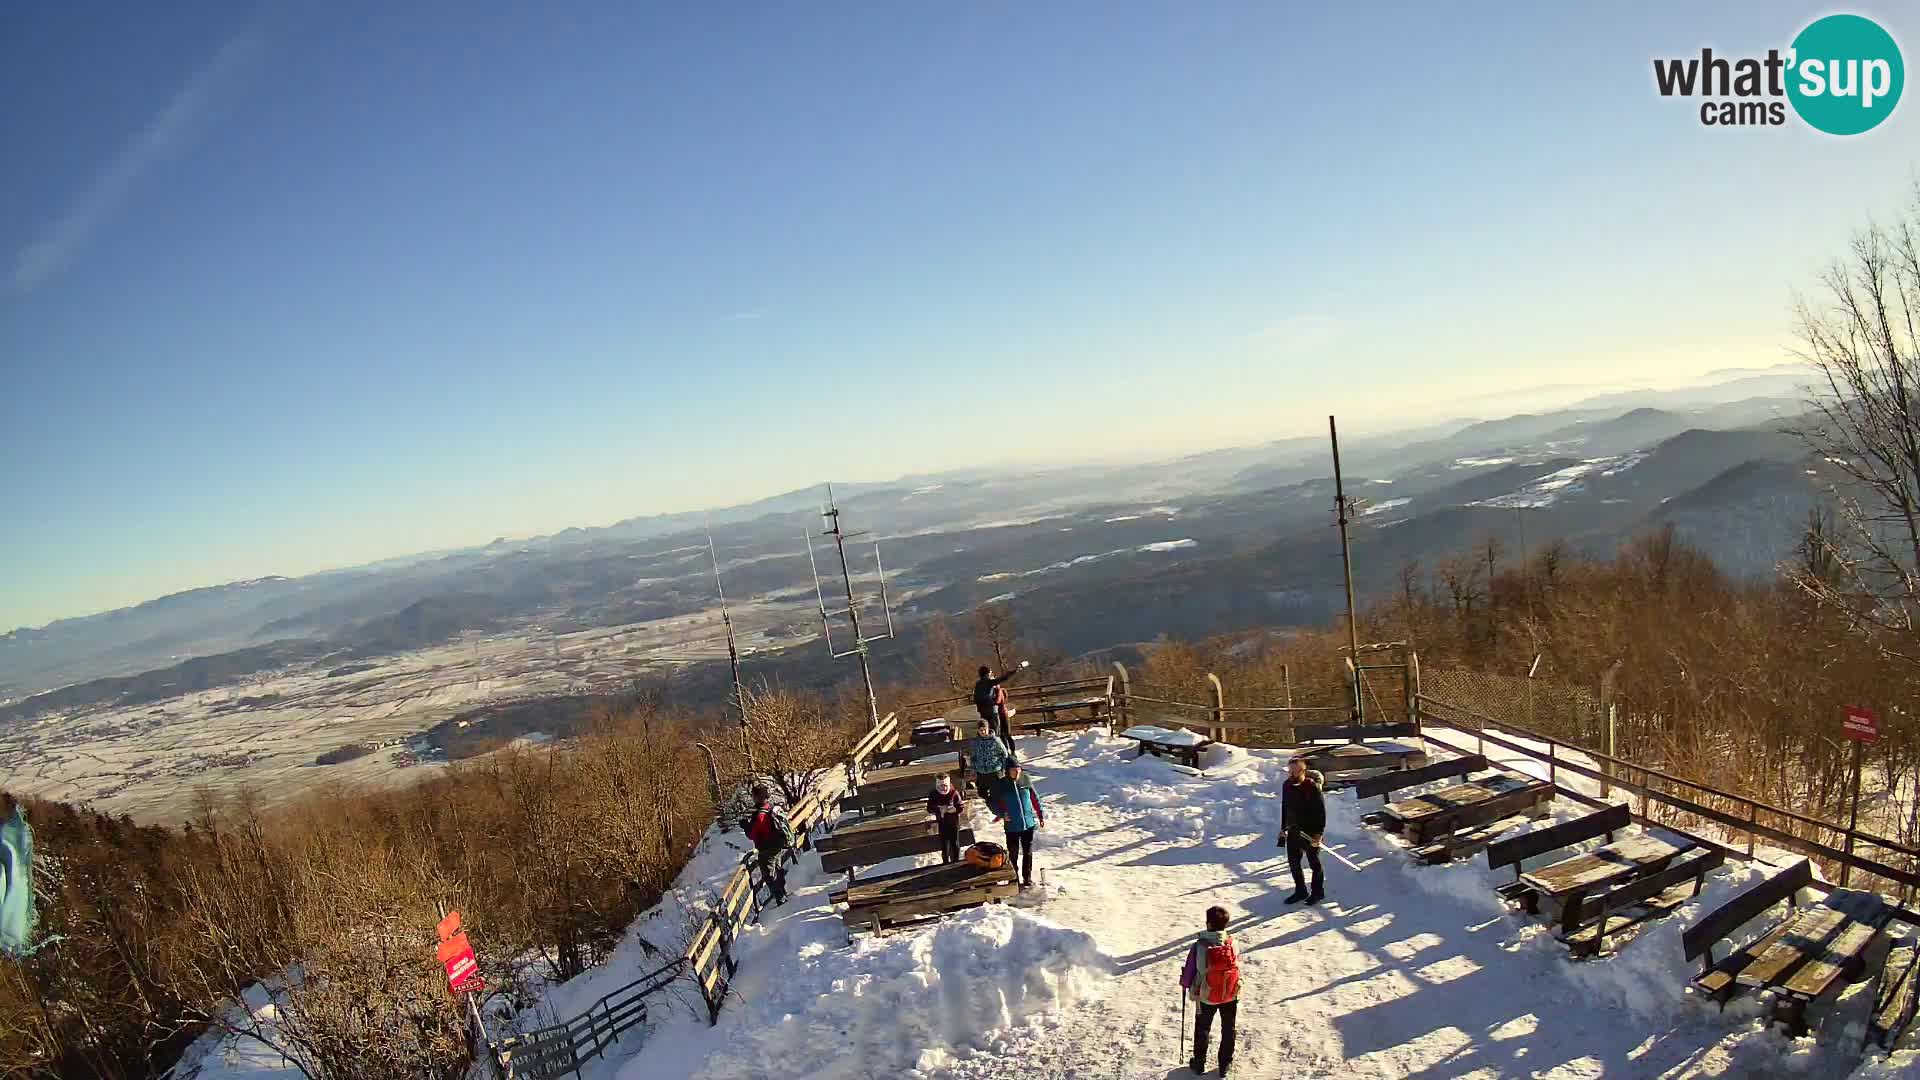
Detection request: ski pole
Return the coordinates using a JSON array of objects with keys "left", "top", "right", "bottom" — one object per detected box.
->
[{"left": 1320, "top": 843, "right": 1368, "bottom": 873}]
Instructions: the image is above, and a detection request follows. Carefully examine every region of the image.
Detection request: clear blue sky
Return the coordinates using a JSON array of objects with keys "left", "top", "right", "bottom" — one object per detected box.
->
[{"left": 2, "top": 2, "right": 1914, "bottom": 631}]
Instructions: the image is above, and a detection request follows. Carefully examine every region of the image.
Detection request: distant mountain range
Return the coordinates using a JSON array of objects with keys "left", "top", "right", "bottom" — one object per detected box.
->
[{"left": 0, "top": 364, "right": 1832, "bottom": 712}]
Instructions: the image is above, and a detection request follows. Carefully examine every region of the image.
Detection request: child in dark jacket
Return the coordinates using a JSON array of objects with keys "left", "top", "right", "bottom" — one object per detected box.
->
[
  {"left": 1179, "top": 905, "right": 1239, "bottom": 1077},
  {"left": 927, "top": 774, "right": 964, "bottom": 863}
]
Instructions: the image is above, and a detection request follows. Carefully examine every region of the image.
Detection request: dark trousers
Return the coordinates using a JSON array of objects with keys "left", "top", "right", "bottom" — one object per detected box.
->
[
  {"left": 1005, "top": 825, "right": 1035, "bottom": 884},
  {"left": 1192, "top": 999, "right": 1236, "bottom": 1070},
  {"left": 756, "top": 847, "right": 788, "bottom": 902},
  {"left": 1287, "top": 831, "right": 1324, "bottom": 896},
  {"left": 938, "top": 817, "right": 961, "bottom": 863}
]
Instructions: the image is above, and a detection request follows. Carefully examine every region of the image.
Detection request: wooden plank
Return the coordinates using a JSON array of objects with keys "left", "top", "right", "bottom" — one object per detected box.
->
[
  {"left": 1356, "top": 754, "right": 1487, "bottom": 800},
  {"left": 817, "top": 809, "right": 933, "bottom": 852},
  {"left": 843, "top": 860, "right": 1012, "bottom": 907},
  {"left": 1294, "top": 721, "right": 1421, "bottom": 744},
  {"left": 1411, "top": 812, "right": 1537, "bottom": 865},
  {"left": 1405, "top": 783, "right": 1554, "bottom": 846},
  {"left": 1522, "top": 834, "right": 1689, "bottom": 899},
  {"left": 1682, "top": 859, "right": 1813, "bottom": 962},
  {"left": 854, "top": 878, "right": 1021, "bottom": 925},
  {"left": 1782, "top": 918, "right": 1881, "bottom": 999},
  {"left": 1695, "top": 920, "right": 1796, "bottom": 1000},
  {"left": 1562, "top": 848, "right": 1723, "bottom": 936},
  {"left": 1872, "top": 944, "right": 1919, "bottom": 1047},
  {"left": 1386, "top": 774, "right": 1532, "bottom": 823},
  {"left": 1487, "top": 803, "right": 1631, "bottom": 872},
  {"left": 1303, "top": 743, "right": 1426, "bottom": 776},
  {"left": 820, "top": 827, "right": 976, "bottom": 875},
  {"left": 1736, "top": 906, "right": 1851, "bottom": 988},
  {"left": 872, "top": 741, "right": 964, "bottom": 768}
]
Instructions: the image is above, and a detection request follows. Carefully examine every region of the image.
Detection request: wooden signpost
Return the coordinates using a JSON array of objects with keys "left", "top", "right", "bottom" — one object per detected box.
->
[{"left": 1841, "top": 706, "right": 1879, "bottom": 887}]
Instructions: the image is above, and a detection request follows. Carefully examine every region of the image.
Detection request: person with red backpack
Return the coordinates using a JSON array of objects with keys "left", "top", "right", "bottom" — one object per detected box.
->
[
  {"left": 1178, "top": 905, "right": 1239, "bottom": 1077},
  {"left": 741, "top": 783, "right": 795, "bottom": 906}
]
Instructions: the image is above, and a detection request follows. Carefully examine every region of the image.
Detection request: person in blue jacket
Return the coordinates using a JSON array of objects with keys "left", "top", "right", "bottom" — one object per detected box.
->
[
  {"left": 968, "top": 719, "right": 1014, "bottom": 800},
  {"left": 989, "top": 762, "right": 1046, "bottom": 888}
]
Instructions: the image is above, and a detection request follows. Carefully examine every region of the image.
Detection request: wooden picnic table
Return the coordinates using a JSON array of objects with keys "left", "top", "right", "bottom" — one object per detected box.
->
[
  {"left": 1118, "top": 725, "right": 1212, "bottom": 769},
  {"left": 1301, "top": 741, "right": 1427, "bottom": 780},
  {"left": 846, "top": 756, "right": 966, "bottom": 811},
  {"left": 1382, "top": 774, "right": 1550, "bottom": 845},
  {"left": 835, "top": 858, "right": 1019, "bottom": 935},
  {"left": 1519, "top": 833, "right": 1689, "bottom": 903}
]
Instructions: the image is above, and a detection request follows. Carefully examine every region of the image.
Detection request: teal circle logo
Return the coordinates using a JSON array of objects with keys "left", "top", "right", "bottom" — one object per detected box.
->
[{"left": 1787, "top": 14, "right": 1903, "bottom": 135}]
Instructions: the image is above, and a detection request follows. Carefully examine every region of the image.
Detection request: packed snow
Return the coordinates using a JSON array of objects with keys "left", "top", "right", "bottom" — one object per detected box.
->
[{"left": 181, "top": 727, "right": 1920, "bottom": 1079}]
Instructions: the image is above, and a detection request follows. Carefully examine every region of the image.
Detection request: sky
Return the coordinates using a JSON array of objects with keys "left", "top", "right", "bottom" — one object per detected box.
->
[{"left": 1, "top": 2, "right": 1916, "bottom": 632}]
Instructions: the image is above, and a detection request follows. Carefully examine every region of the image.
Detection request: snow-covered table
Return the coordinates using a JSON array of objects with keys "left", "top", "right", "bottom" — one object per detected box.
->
[
  {"left": 1298, "top": 740, "right": 1427, "bottom": 784},
  {"left": 1382, "top": 773, "right": 1553, "bottom": 845},
  {"left": 1118, "top": 725, "right": 1212, "bottom": 769}
]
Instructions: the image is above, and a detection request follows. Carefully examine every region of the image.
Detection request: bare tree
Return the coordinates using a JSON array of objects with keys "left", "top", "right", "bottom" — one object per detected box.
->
[
  {"left": 972, "top": 603, "right": 1017, "bottom": 671},
  {"left": 1789, "top": 185, "right": 1920, "bottom": 667}
]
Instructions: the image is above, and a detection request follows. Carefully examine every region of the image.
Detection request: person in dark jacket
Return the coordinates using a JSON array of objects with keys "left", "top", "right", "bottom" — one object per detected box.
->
[
  {"left": 989, "top": 763, "right": 1045, "bottom": 887},
  {"left": 927, "top": 774, "right": 964, "bottom": 863},
  {"left": 973, "top": 662, "right": 1027, "bottom": 744},
  {"left": 1278, "top": 757, "right": 1327, "bottom": 904},
  {"left": 1179, "top": 905, "right": 1240, "bottom": 1077},
  {"left": 742, "top": 783, "right": 794, "bottom": 905}
]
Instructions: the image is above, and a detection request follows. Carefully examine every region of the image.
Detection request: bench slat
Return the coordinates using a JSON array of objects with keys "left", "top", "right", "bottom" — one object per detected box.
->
[
  {"left": 1295, "top": 721, "right": 1420, "bottom": 744},
  {"left": 1355, "top": 755, "right": 1487, "bottom": 800},
  {"left": 1682, "top": 859, "right": 1813, "bottom": 962},
  {"left": 1486, "top": 803, "right": 1631, "bottom": 872}
]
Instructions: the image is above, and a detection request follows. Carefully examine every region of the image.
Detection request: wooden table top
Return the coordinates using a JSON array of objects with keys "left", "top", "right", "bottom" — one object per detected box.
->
[
  {"left": 1520, "top": 834, "right": 1688, "bottom": 897},
  {"left": 832, "top": 808, "right": 933, "bottom": 839},
  {"left": 843, "top": 859, "right": 1016, "bottom": 906},
  {"left": 1384, "top": 774, "right": 1536, "bottom": 822},
  {"left": 862, "top": 757, "right": 961, "bottom": 786},
  {"left": 1737, "top": 905, "right": 1851, "bottom": 988}
]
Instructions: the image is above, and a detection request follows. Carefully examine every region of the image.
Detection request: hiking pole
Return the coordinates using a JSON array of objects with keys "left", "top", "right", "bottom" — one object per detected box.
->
[{"left": 1320, "top": 843, "right": 1367, "bottom": 873}]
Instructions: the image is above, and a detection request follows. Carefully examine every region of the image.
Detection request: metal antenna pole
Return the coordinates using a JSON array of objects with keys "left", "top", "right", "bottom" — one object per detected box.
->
[
  {"left": 824, "top": 486, "right": 881, "bottom": 728},
  {"left": 707, "top": 528, "right": 747, "bottom": 727},
  {"left": 1330, "top": 415, "right": 1363, "bottom": 722}
]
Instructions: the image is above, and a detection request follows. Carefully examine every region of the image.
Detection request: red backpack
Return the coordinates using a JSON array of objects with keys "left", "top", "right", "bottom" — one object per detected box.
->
[
  {"left": 746, "top": 809, "right": 777, "bottom": 848},
  {"left": 1197, "top": 935, "right": 1240, "bottom": 1005}
]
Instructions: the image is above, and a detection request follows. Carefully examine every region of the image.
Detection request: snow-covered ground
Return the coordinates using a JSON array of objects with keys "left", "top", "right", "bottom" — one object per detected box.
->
[{"left": 182, "top": 729, "right": 1920, "bottom": 1079}]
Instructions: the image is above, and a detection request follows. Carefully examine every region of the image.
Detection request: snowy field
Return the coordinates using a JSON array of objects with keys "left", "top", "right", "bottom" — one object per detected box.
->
[
  {"left": 182, "top": 729, "right": 1920, "bottom": 1079},
  {"left": 0, "top": 598, "right": 820, "bottom": 821}
]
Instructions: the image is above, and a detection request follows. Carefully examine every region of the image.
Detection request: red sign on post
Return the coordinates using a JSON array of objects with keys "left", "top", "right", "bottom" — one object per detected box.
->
[
  {"left": 435, "top": 910, "right": 482, "bottom": 994},
  {"left": 438, "top": 934, "right": 481, "bottom": 994},
  {"left": 1843, "top": 705, "right": 1879, "bottom": 743}
]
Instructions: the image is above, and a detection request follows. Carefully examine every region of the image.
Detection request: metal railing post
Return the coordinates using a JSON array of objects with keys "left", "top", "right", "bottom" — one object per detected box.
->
[{"left": 1207, "top": 673, "right": 1225, "bottom": 744}]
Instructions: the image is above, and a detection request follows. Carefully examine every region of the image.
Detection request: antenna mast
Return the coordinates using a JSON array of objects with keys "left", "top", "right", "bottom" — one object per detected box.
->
[
  {"left": 707, "top": 528, "right": 748, "bottom": 728},
  {"left": 1330, "top": 415, "right": 1363, "bottom": 722},
  {"left": 805, "top": 484, "right": 893, "bottom": 727}
]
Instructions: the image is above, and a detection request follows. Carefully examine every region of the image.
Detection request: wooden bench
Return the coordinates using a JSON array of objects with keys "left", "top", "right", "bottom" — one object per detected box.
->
[
  {"left": 1117, "top": 725, "right": 1212, "bottom": 769},
  {"left": 1871, "top": 940, "right": 1919, "bottom": 1050},
  {"left": 1355, "top": 754, "right": 1486, "bottom": 801},
  {"left": 1012, "top": 694, "right": 1113, "bottom": 734},
  {"left": 1683, "top": 859, "right": 1813, "bottom": 1006},
  {"left": 1735, "top": 888, "right": 1891, "bottom": 1036},
  {"left": 816, "top": 808, "right": 945, "bottom": 853},
  {"left": 833, "top": 859, "right": 1019, "bottom": 937},
  {"left": 1487, "top": 803, "right": 1631, "bottom": 908},
  {"left": 1376, "top": 773, "right": 1553, "bottom": 846},
  {"left": 1561, "top": 847, "right": 1724, "bottom": 957},
  {"left": 911, "top": 719, "right": 957, "bottom": 746}
]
